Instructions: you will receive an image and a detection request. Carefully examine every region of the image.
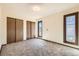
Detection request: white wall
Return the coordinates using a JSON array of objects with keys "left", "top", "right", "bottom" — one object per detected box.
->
[
  {"left": 0, "top": 5, "right": 2, "bottom": 49},
  {"left": 0, "top": 19, "right": 1, "bottom": 49},
  {"left": 41, "top": 5, "right": 79, "bottom": 48}
]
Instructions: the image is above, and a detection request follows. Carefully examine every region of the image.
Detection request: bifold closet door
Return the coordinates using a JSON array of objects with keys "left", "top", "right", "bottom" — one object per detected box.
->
[
  {"left": 7, "top": 17, "right": 23, "bottom": 44},
  {"left": 27, "top": 21, "right": 31, "bottom": 39},
  {"left": 31, "top": 22, "right": 35, "bottom": 38},
  {"left": 27, "top": 21, "right": 35, "bottom": 39},
  {"left": 16, "top": 19, "right": 23, "bottom": 42},
  {"left": 7, "top": 17, "right": 16, "bottom": 44}
]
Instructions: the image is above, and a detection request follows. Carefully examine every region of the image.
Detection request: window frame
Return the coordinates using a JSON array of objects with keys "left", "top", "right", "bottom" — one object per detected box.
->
[
  {"left": 64, "top": 12, "right": 78, "bottom": 45},
  {"left": 38, "top": 21, "right": 43, "bottom": 37}
]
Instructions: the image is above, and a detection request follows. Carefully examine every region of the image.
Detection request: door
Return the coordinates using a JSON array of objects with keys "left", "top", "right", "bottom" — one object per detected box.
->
[
  {"left": 31, "top": 22, "right": 35, "bottom": 38},
  {"left": 27, "top": 21, "right": 35, "bottom": 39},
  {"left": 27, "top": 21, "right": 31, "bottom": 39},
  {"left": 16, "top": 19, "right": 23, "bottom": 42},
  {"left": 7, "top": 17, "right": 16, "bottom": 44},
  {"left": 38, "top": 21, "right": 42, "bottom": 37}
]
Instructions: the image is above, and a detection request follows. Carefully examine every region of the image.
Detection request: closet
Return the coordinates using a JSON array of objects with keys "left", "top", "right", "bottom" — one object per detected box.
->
[
  {"left": 7, "top": 17, "right": 23, "bottom": 44},
  {"left": 26, "top": 21, "right": 35, "bottom": 39}
]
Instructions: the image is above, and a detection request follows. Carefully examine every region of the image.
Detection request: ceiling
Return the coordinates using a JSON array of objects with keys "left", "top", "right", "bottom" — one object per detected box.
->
[{"left": 2, "top": 3, "right": 79, "bottom": 19}]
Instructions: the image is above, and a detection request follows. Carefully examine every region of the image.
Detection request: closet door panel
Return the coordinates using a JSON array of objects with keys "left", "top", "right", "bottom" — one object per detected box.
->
[
  {"left": 16, "top": 19, "right": 23, "bottom": 42},
  {"left": 26, "top": 21, "right": 35, "bottom": 39},
  {"left": 7, "top": 17, "right": 16, "bottom": 44},
  {"left": 27, "top": 21, "right": 31, "bottom": 39},
  {"left": 31, "top": 22, "right": 35, "bottom": 38}
]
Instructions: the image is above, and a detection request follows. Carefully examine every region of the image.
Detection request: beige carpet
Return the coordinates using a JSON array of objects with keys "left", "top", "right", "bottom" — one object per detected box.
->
[{"left": 1, "top": 39, "right": 79, "bottom": 56}]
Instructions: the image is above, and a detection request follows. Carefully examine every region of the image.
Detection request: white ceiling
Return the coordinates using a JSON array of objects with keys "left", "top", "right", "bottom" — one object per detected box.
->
[{"left": 2, "top": 3, "right": 79, "bottom": 19}]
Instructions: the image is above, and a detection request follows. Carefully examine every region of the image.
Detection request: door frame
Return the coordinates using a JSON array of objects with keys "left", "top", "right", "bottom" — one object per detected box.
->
[{"left": 64, "top": 12, "right": 78, "bottom": 45}]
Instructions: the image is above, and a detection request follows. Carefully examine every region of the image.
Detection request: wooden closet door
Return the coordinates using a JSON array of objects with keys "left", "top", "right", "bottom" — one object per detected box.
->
[
  {"left": 31, "top": 22, "right": 35, "bottom": 38},
  {"left": 27, "top": 21, "right": 31, "bottom": 39},
  {"left": 7, "top": 17, "right": 16, "bottom": 44},
  {"left": 27, "top": 21, "right": 35, "bottom": 39},
  {"left": 16, "top": 19, "right": 23, "bottom": 42}
]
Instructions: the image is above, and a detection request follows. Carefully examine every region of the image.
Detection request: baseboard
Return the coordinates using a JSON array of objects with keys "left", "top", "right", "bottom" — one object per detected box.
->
[{"left": 42, "top": 39, "right": 79, "bottom": 50}]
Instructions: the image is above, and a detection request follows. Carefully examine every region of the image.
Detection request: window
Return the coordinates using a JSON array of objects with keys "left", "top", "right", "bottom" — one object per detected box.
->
[
  {"left": 38, "top": 21, "right": 42, "bottom": 37},
  {"left": 64, "top": 12, "right": 78, "bottom": 45}
]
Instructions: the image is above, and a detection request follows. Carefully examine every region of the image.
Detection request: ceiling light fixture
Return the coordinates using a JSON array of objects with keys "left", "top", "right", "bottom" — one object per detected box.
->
[{"left": 32, "top": 5, "right": 40, "bottom": 12}]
